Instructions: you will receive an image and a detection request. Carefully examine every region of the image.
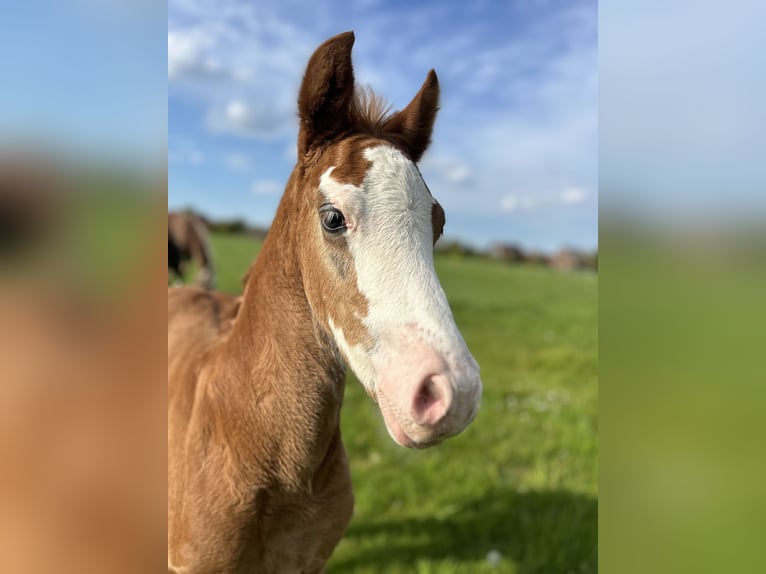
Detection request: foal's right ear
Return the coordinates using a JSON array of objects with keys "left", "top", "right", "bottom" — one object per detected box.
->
[{"left": 297, "top": 31, "right": 356, "bottom": 155}]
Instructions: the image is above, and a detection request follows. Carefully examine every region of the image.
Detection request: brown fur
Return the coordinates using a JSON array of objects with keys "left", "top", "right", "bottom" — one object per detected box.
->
[{"left": 168, "top": 31, "right": 441, "bottom": 573}]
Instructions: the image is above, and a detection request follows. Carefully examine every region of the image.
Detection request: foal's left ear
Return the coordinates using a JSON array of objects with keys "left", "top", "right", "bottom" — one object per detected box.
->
[{"left": 383, "top": 70, "right": 440, "bottom": 163}]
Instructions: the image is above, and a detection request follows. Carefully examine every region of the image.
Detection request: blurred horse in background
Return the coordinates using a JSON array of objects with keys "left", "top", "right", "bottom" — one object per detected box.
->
[{"left": 168, "top": 211, "right": 214, "bottom": 289}]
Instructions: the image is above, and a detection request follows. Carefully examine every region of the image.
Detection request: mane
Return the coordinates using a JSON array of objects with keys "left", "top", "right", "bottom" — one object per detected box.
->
[
  {"left": 347, "top": 84, "right": 435, "bottom": 159},
  {"left": 348, "top": 86, "right": 394, "bottom": 135}
]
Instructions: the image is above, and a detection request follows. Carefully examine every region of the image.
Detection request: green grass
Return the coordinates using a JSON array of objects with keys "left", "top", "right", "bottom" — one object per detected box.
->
[{"left": 200, "top": 232, "right": 598, "bottom": 573}]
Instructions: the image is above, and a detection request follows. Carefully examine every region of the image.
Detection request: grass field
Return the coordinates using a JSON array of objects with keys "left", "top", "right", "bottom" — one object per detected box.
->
[{"left": 204, "top": 232, "right": 598, "bottom": 573}]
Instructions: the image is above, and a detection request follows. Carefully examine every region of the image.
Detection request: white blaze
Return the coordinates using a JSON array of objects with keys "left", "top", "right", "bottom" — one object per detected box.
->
[{"left": 320, "top": 145, "right": 476, "bottom": 394}]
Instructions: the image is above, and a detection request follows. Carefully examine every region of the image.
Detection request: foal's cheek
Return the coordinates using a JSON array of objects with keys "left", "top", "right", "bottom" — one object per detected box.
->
[
  {"left": 300, "top": 245, "right": 329, "bottom": 324},
  {"left": 332, "top": 240, "right": 357, "bottom": 282}
]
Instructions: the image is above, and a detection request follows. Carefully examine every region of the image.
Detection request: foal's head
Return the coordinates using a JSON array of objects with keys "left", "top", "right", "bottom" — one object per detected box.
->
[{"left": 288, "top": 32, "right": 481, "bottom": 448}]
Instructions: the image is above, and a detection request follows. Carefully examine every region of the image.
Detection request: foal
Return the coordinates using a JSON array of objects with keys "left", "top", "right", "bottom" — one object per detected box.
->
[{"left": 168, "top": 31, "right": 482, "bottom": 573}]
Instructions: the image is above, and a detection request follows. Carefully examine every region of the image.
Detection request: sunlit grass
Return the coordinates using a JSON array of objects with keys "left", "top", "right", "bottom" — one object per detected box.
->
[{"left": 201, "top": 233, "right": 598, "bottom": 573}]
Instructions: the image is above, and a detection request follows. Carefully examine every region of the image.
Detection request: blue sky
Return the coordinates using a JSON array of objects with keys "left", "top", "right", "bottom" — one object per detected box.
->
[
  {"left": 169, "top": 0, "right": 598, "bottom": 252},
  {"left": 4, "top": 2, "right": 762, "bottom": 251},
  {"left": 600, "top": 0, "right": 766, "bottom": 221},
  {"left": 0, "top": 0, "right": 166, "bottom": 166}
]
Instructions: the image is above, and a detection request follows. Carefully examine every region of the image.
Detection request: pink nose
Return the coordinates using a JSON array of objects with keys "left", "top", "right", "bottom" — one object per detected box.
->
[{"left": 411, "top": 374, "right": 452, "bottom": 427}]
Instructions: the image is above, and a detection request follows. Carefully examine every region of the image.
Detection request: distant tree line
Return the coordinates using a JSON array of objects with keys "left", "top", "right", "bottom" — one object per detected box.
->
[
  {"left": 180, "top": 210, "right": 269, "bottom": 240},
  {"left": 487, "top": 242, "right": 597, "bottom": 271},
  {"left": 435, "top": 239, "right": 598, "bottom": 272},
  {"left": 181, "top": 209, "right": 597, "bottom": 272}
]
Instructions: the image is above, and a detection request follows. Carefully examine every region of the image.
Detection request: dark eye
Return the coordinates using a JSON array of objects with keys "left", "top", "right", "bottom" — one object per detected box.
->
[{"left": 319, "top": 206, "right": 347, "bottom": 234}]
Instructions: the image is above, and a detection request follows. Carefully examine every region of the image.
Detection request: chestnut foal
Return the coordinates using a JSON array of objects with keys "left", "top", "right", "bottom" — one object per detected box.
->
[{"left": 168, "top": 32, "right": 482, "bottom": 573}]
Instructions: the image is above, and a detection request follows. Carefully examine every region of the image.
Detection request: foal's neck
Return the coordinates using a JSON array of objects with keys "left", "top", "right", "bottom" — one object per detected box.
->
[{"left": 213, "top": 204, "right": 346, "bottom": 490}]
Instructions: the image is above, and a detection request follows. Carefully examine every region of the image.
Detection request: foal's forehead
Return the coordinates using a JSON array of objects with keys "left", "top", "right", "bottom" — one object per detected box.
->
[{"left": 316, "top": 139, "right": 431, "bottom": 205}]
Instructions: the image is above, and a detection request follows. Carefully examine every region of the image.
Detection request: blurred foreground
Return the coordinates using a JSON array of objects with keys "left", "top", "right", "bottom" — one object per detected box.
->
[
  {"left": 600, "top": 1, "right": 766, "bottom": 570},
  {"left": 600, "top": 216, "right": 766, "bottom": 574},
  {"left": 0, "top": 154, "right": 166, "bottom": 573}
]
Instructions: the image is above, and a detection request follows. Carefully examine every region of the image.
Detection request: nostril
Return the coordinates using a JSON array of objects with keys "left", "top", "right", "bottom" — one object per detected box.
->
[{"left": 411, "top": 376, "right": 451, "bottom": 426}]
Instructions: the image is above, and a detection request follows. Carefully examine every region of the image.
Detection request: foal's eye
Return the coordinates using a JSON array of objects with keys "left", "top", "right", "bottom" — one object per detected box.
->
[{"left": 319, "top": 206, "right": 347, "bottom": 234}]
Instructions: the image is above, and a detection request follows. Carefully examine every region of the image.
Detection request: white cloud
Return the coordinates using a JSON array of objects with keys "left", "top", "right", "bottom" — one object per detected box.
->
[
  {"left": 168, "top": 29, "right": 222, "bottom": 81},
  {"left": 420, "top": 154, "right": 472, "bottom": 189},
  {"left": 501, "top": 194, "right": 537, "bottom": 212},
  {"left": 225, "top": 101, "right": 247, "bottom": 122},
  {"left": 560, "top": 187, "right": 588, "bottom": 204},
  {"left": 223, "top": 152, "right": 252, "bottom": 172},
  {"left": 207, "top": 99, "right": 294, "bottom": 139},
  {"left": 168, "top": 4, "right": 315, "bottom": 139},
  {"left": 500, "top": 186, "right": 589, "bottom": 212},
  {"left": 446, "top": 164, "right": 471, "bottom": 183},
  {"left": 251, "top": 179, "right": 282, "bottom": 195}
]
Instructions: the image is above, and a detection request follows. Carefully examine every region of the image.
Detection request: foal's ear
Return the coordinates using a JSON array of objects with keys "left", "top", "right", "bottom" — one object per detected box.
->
[
  {"left": 383, "top": 70, "right": 440, "bottom": 163},
  {"left": 297, "top": 31, "right": 356, "bottom": 155}
]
